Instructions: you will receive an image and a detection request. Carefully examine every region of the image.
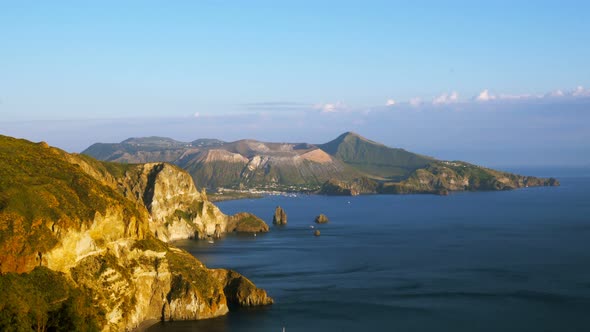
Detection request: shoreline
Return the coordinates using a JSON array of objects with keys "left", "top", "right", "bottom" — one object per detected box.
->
[{"left": 132, "top": 319, "right": 159, "bottom": 332}]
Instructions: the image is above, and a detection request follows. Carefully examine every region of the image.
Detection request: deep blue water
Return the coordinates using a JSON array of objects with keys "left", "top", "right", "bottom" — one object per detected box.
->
[{"left": 149, "top": 168, "right": 590, "bottom": 332}]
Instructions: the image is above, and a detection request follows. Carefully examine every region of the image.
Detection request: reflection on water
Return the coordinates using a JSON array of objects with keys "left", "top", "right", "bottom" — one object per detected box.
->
[{"left": 149, "top": 173, "right": 590, "bottom": 332}]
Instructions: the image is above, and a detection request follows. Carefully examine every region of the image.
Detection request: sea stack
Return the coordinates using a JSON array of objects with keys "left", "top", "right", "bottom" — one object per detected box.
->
[
  {"left": 314, "top": 214, "right": 329, "bottom": 224},
  {"left": 273, "top": 206, "right": 287, "bottom": 225}
]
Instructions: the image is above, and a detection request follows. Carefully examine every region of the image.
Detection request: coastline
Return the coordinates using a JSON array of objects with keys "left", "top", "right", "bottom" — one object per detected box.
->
[{"left": 132, "top": 319, "right": 160, "bottom": 332}]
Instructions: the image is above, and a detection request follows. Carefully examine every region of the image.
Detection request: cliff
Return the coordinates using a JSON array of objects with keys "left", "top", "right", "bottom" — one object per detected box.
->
[
  {"left": 0, "top": 135, "right": 272, "bottom": 331},
  {"left": 63, "top": 156, "right": 268, "bottom": 241}
]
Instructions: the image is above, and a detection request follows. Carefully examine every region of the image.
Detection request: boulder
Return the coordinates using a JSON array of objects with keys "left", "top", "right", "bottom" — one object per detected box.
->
[
  {"left": 314, "top": 230, "right": 321, "bottom": 236},
  {"left": 272, "top": 206, "right": 287, "bottom": 225},
  {"left": 314, "top": 214, "right": 329, "bottom": 224},
  {"left": 227, "top": 213, "right": 269, "bottom": 233}
]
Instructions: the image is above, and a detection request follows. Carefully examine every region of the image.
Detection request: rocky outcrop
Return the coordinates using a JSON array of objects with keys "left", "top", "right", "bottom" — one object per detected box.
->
[
  {"left": 212, "top": 269, "right": 274, "bottom": 308},
  {"left": 64, "top": 158, "right": 267, "bottom": 242},
  {"left": 109, "top": 163, "right": 230, "bottom": 241},
  {"left": 315, "top": 214, "right": 329, "bottom": 224},
  {"left": 314, "top": 230, "right": 321, "bottom": 237},
  {"left": 272, "top": 206, "right": 287, "bottom": 225},
  {"left": 227, "top": 213, "right": 270, "bottom": 233},
  {"left": 0, "top": 135, "right": 272, "bottom": 331}
]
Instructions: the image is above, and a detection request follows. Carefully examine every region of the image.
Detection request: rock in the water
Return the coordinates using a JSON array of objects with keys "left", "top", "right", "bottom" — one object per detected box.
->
[
  {"left": 314, "top": 230, "right": 321, "bottom": 236},
  {"left": 212, "top": 269, "right": 274, "bottom": 308},
  {"left": 314, "top": 214, "right": 329, "bottom": 224},
  {"left": 273, "top": 206, "right": 287, "bottom": 225},
  {"left": 227, "top": 212, "right": 269, "bottom": 233}
]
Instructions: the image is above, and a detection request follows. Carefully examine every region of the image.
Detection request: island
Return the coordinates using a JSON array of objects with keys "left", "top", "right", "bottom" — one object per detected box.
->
[{"left": 83, "top": 132, "right": 559, "bottom": 196}]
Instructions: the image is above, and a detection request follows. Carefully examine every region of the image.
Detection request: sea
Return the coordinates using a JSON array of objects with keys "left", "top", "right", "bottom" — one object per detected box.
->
[{"left": 148, "top": 167, "right": 590, "bottom": 332}]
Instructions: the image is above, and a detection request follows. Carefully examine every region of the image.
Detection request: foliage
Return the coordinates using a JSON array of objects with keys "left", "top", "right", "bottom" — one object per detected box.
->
[
  {"left": 0, "top": 267, "right": 102, "bottom": 332},
  {"left": 0, "top": 135, "right": 144, "bottom": 271},
  {"left": 319, "top": 132, "right": 434, "bottom": 179}
]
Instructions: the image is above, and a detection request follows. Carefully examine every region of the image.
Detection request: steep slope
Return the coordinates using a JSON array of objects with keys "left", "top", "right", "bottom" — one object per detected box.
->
[
  {"left": 0, "top": 135, "right": 271, "bottom": 331},
  {"left": 319, "top": 132, "right": 435, "bottom": 180}
]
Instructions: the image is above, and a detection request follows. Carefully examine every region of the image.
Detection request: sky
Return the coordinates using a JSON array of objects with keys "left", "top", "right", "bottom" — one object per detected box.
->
[{"left": 1, "top": 1, "right": 589, "bottom": 166}]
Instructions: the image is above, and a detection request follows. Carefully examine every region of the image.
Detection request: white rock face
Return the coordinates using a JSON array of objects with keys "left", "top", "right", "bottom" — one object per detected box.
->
[{"left": 107, "top": 163, "right": 230, "bottom": 242}]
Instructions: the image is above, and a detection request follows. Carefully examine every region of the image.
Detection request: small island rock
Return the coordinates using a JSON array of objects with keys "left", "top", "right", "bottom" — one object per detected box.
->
[
  {"left": 314, "top": 214, "right": 329, "bottom": 224},
  {"left": 227, "top": 212, "right": 269, "bottom": 233},
  {"left": 314, "top": 230, "right": 321, "bottom": 236},
  {"left": 273, "top": 206, "right": 287, "bottom": 225}
]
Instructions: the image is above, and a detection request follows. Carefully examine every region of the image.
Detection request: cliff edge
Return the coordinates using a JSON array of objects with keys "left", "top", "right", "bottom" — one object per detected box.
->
[{"left": 0, "top": 135, "right": 272, "bottom": 331}]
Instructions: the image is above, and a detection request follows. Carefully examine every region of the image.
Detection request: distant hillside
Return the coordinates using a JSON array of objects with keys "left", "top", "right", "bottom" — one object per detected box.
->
[
  {"left": 319, "top": 132, "right": 434, "bottom": 180},
  {"left": 83, "top": 132, "right": 559, "bottom": 195}
]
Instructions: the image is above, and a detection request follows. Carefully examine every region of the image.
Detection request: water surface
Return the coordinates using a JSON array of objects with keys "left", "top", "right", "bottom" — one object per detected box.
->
[{"left": 150, "top": 168, "right": 590, "bottom": 332}]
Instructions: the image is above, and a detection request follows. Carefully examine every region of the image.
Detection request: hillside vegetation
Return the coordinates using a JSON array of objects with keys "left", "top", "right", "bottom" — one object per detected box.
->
[{"left": 0, "top": 135, "right": 271, "bottom": 331}]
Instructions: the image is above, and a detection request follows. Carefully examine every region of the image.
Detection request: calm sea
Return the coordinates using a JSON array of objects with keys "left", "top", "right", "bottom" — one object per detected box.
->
[{"left": 149, "top": 167, "right": 590, "bottom": 332}]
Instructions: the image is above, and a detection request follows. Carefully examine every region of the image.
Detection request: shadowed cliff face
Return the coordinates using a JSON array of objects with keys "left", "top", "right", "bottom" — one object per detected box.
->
[{"left": 0, "top": 135, "right": 272, "bottom": 331}]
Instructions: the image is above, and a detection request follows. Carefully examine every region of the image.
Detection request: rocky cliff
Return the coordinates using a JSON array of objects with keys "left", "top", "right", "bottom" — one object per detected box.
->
[
  {"left": 0, "top": 135, "right": 272, "bottom": 331},
  {"left": 65, "top": 156, "right": 268, "bottom": 241}
]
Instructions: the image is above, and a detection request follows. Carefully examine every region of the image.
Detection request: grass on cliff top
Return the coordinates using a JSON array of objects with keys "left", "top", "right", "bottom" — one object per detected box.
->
[
  {"left": 0, "top": 135, "right": 144, "bottom": 260},
  {"left": 0, "top": 266, "right": 103, "bottom": 332}
]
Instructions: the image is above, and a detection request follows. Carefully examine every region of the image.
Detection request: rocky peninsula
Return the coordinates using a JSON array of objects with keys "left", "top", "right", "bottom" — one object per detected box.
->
[{"left": 0, "top": 135, "right": 271, "bottom": 331}]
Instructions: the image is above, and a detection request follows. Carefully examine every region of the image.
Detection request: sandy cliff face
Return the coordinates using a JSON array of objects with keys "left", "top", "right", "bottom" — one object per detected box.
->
[
  {"left": 111, "top": 163, "right": 231, "bottom": 241},
  {"left": 66, "top": 158, "right": 267, "bottom": 242}
]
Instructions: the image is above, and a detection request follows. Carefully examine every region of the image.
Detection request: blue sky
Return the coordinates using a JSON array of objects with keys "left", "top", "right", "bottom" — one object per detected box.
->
[{"left": 1, "top": 1, "right": 589, "bottom": 165}]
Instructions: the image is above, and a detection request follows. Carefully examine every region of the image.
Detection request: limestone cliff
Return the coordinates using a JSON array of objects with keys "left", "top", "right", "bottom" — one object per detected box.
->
[
  {"left": 0, "top": 135, "right": 272, "bottom": 331},
  {"left": 65, "top": 156, "right": 268, "bottom": 241}
]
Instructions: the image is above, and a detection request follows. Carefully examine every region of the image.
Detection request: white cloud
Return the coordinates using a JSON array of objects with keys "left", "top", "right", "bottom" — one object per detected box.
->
[
  {"left": 432, "top": 91, "right": 459, "bottom": 105},
  {"left": 386, "top": 99, "right": 396, "bottom": 106},
  {"left": 572, "top": 86, "right": 590, "bottom": 97},
  {"left": 193, "top": 112, "right": 200, "bottom": 118},
  {"left": 409, "top": 97, "right": 422, "bottom": 107},
  {"left": 475, "top": 89, "right": 496, "bottom": 102},
  {"left": 314, "top": 102, "right": 347, "bottom": 113},
  {"left": 546, "top": 89, "right": 565, "bottom": 97}
]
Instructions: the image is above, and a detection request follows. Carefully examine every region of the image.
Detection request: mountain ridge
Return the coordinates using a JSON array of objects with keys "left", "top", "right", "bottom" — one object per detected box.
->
[{"left": 83, "top": 132, "right": 559, "bottom": 195}]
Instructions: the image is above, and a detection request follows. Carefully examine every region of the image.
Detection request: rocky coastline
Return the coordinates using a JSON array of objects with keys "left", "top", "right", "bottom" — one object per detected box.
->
[{"left": 0, "top": 135, "right": 272, "bottom": 331}]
